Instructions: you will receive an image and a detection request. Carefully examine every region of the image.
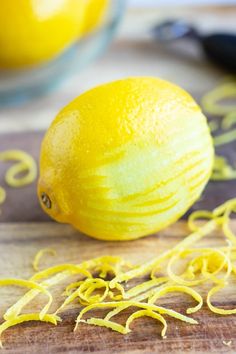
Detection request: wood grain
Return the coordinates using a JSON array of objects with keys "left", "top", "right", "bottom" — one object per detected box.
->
[{"left": 1, "top": 221, "right": 236, "bottom": 353}]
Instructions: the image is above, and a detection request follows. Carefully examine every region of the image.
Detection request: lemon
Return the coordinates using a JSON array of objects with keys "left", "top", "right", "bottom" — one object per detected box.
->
[
  {"left": 38, "top": 77, "right": 214, "bottom": 241},
  {"left": 82, "top": 0, "right": 109, "bottom": 35},
  {"left": 0, "top": 0, "right": 88, "bottom": 68}
]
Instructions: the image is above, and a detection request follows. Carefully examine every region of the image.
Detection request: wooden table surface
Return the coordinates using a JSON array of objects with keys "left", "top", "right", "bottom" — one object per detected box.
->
[{"left": 0, "top": 5, "right": 236, "bottom": 354}]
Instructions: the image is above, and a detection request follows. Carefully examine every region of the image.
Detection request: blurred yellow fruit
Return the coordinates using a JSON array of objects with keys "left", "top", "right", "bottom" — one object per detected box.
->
[
  {"left": 0, "top": 0, "right": 87, "bottom": 68},
  {"left": 38, "top": 77, "right": 214, "bottom": 241},
  {"left": 82, "top": 0, "right": 109, "bottom": 34}
]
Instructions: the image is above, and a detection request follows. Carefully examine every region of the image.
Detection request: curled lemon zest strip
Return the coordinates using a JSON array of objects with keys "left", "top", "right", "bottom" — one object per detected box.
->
[
  {"left": 64, "top": 281, "right": 83, "bottom": 296},
  {"left": 125, "top": 310, "right": 167, "bottom": 337},
  {"left": 77, "top": 278, "right": 109, "bottom": 304},
  {"left": 213, "top": 129, "right": 236, "bottom": 147},
  {"left": 148, "top": 285, "right": 203, "bottom": 314},
  {"left": 33, "top": 248, "right": 57, "bottom": 272},
  {"left": 201, "top": 82, "right": 236, "bottom": 116},
  {"left": 188, "top": 211, "right": 214, "bottom": 232},
  {"left": 0, "top": 150, "right": 37, "bottom": 187},
  {"left": 212, "top": 155, "right": 236, "bottom": 181},
  {"left": 0, "top": 279, "right": 53, "bottom": 321},
  {"left": 207, "top": 283, "right": 236, "bottom": 315},
  {"left": 222, "top": 111, "right": 236, "bottom": 130}
]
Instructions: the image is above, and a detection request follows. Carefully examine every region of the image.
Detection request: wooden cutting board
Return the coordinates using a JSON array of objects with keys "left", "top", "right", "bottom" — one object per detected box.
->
[{"left": 0, "top": 127, "right": 236, "bottom": 353}]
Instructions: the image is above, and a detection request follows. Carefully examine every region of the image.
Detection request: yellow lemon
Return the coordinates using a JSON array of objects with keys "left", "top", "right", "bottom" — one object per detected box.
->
[
  {"left": 82, "top": 0, "right": 109, "bottom": 35},
  {"left": 38, "top": 77, "right": 214, "bottom": 241},
  {"left": 0, "top": 0, "right": 88, "bottom": 68}
]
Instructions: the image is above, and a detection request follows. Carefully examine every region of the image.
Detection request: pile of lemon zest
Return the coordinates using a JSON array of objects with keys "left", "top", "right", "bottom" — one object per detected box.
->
[
  {"left": 110, "top": 220, "right": 217, "bottom": 288},
  {"left": 167, "top": 248, "right": 231, "bottom": 287},
  {"left": 0, "top": 313, "right": 60, "bottom": 348},
  {"left": 3, "top": 199, "right": 236, "bottom": 345},
  {"left": 33, "top": 248, "right": 57, "bottom": 272},
  {"left": 125, "top": 310, "right": 167, "bottom": 337},
  {"left": 75, "top": 301, "right": 197, "bottom": 332},
  {"left": 3, "top": 256, "right": 123, "bottom": 324},
  {"left": 201, "top": 82, "right": 236, "bottom": 116},
  {"left": 0, "top": 150, "right": 37, "bottom": 187},
  {"left": 56, "top": 278, "right": 110, "bottom": 314},
  {"left": 0, "top": 279, "right": 53, "bottom": 321}
]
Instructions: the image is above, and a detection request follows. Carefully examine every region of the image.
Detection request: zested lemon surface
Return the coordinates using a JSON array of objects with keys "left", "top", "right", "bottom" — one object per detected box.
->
[{"left": 38, "top": 77, "right": 214, "bottom": 240}]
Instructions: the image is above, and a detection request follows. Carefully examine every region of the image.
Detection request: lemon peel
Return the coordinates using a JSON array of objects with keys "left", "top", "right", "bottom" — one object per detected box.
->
[
  {"left": 212, "top": 155, "right": 236, "bottom": 181},
  {"left": 125, "top": 310, "right": 167, "bottom": 337},
  {"left": 214, "top": 129, "right": 236, "bottom": 147},
  {"left": 148, "top": 285, "right": 203, "bottom": 314},
  {"left": 221, "top": 111, "right": 236, "bottom": 130},
  {"left": 109, "top": 219, "right": 217, "bottom": 287},
  {"left": 0, "top": 150, "right": 37, "bottom": 188},
  {"left": 74, "top": 301, "right": 198, "bottom": 332},
  {"left": 201, "top": 80, "right": 236, "bottom": 181},
  {"left": 201, "top": 82, "right": 236, "bottom": 116},
  {"left": 30, "top": 264, "right": 91, "bottom": 282},
  {"left": 207, "top": 283, "right": 236, "bottom": 315},
  {"left": 0, "top": 279, "right": 53, "bottom": 321},
  {"left": 33, "top": 248, "right": 57, "bottom": 272},
  {"left": 0, "top": 149, "right": 37, "bottom": 213}
]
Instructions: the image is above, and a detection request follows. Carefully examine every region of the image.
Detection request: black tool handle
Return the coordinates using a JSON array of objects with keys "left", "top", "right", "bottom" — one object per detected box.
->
[
  {"left": 201, "top": 33, "right": 236, "bottom": 72},
  {"left": 152, "top": 20, "right": 236, "bottom": 72}
]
